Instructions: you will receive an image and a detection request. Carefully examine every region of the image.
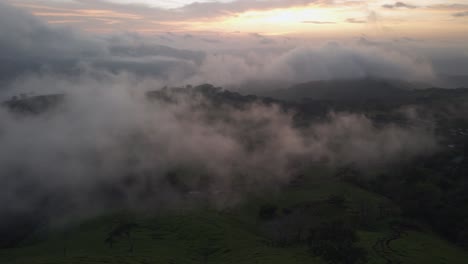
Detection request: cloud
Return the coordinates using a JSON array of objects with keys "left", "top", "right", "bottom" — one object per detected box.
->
[
  {"left": 249, "top": 33, "right": 277, "bottom": 45},
  {"left": 0, "top": 2, "right": 210, "bottom": 84},
  {"left": 427, "top": 4, "right": 468, "bottom": 10},
  {"left": 345, "top": 10, "right": 379, "bottom": 25},
  {"left": 0, "top": 71, "right": 438, "bottom": 221},
  {"left": 382, "top": 2, "right": 417, "bottom": 9},
  {"left": 267, "top": 44, "right": 435, "bottom": 82},
  {"left": 0, "top": 0, "right": 454, "bottom": 227},
  {"left": 0, "top": 2, "right": 107, "bottom": 82},
  {"left": 178, "top": 0, "right": 330, "bottom": 18},
  {"left": 302, "top": 21, "right": 336, "bottom": 24},
  {"left": 0, "top": 2, "right": 104, "bottom": 57},
  {"left": 1, "top": 1, "right": 467, "bottom": 91},
  {"left": 8, "top": 0, "right": 333, "bottom": 30},
  {"left": 453, "top": 11, "right": 468, "bottom": 17},
  {"left": 185, "top": 42, "right": 437, "bottom": 87},
  {"left": 345, "top": 18, "right": 366, "bottom": 24}
]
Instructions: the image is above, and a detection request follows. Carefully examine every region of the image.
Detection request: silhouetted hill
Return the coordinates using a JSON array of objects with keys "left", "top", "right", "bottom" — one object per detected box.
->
[
  {"left": 147, "top": 84, "right": 281, "bottom": 108},
  {"left": 2, "top": 82, "right": 468, "bottom": 119},
  {"left": 440, "top": 75, "right": 468, "bottom": 88},
  {"left": 2, "top": 94, "right": 64, "bottom": 114},
  {"left": 253, "top": 78, "right": 430, "bottom": 102}
]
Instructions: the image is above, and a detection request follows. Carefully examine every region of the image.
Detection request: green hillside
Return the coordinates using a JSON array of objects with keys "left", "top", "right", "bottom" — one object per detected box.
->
[{"left": 1, "top": 169, "right": 467, "bottom": 264}]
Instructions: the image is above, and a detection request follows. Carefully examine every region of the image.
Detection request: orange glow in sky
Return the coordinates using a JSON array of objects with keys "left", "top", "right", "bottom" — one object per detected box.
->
[{"left": 6, "top": 0, "right": 468, "bottom": 38}]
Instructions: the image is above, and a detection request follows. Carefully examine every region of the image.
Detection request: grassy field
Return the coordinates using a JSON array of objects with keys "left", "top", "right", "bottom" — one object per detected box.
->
[{"left": 1, "top": 169, "right": 467, "bottom": 264}]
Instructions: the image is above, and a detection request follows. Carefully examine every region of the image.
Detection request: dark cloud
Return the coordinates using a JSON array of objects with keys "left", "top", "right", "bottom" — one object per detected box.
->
[
  {"left": 382, "top": 2, "right": 417, "bottom": 9},
  {"left": 453, "top": 11, "right": 468, "bottom": 17},
  {"left": 428, "top": 4, "right": 468, "bottom": 10},
  {"left": 250, "top": 33, "right": 276, "bottom": 45},
  {"left": 0, "top": 3, "right": 106, "bottom": 84},
  {"left": 0, "top": 3, "right": 104, "bottom": 59},
  {"left": 250, "top": 33, "right": 264, "bottom": 38},
  {"left": 0, "top": 2, "right": 210, "bottom": 84}
]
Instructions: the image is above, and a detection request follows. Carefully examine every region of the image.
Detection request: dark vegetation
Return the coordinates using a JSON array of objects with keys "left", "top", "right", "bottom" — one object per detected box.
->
[
  {"left": 308, "top": 221, "right": 368, "bottom": 264},
  {"left": 2, "top": 94, "right": 64, "bottom": 114},
  {"left": 1, "top": 79, "right": 468, "bottom": 263}
]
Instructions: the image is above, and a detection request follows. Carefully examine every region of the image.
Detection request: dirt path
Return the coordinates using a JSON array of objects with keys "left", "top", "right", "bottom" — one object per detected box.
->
[{"left": 372, "top": 223, "right": 406, "bottom": 264}]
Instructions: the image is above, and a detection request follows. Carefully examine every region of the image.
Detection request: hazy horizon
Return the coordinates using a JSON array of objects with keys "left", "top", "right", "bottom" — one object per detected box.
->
[{"left": 0, "top": 0, "right": 467, "bottom": 99}]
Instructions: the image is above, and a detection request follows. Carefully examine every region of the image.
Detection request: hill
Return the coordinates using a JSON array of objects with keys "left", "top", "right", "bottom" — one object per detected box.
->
[
  {"left": 1, "top": 170, "right": 467, "bottom": 264},
  {"left": 1, "top": 82, "right": 468, "bottom": 264},
  {"left": 250, "top": 79, "right": 429, "bottom": 102}
]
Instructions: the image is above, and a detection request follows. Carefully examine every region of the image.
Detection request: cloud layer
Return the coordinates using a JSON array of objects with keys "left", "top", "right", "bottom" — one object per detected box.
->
[
  {"left": 2, "top": 1, "right": 468, "bottom": 93},
  {"left": 0, "top": 1, "right": 448, "bottom": 224},
  {"left": 0, "top": 72, "right": 438, "bottom": 220}
]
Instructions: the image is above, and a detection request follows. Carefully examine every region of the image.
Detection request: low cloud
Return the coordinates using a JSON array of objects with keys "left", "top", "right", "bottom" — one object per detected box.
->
[
  {"left": 0, "top": 71, "right": 438, "bottom": 220},
  {"left": 187, "top": 43, "right": 436, "bottom": 87},
  {"left": 0, "top": 1, "right": 446, "bottom": 225}
]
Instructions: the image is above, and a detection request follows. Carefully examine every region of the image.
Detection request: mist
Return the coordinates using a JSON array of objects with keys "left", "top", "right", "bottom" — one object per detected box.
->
[
  {"left": 0, "top": 2, "right": 452, "bottom": 222},
  {"left": 0, "top": 70, "right": 438, "bottom": 224}
]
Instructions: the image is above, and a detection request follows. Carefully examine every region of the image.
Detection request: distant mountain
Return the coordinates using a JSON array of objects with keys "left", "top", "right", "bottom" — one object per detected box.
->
[
  {"left": 147, "top": 84, "right": 280, "bottom": 107},
  {"left": 440, "top": 75, "right": 468, "bottom": 88},
  {"left": 251, "top": 78, "right": 431, "bottom": 102},
  {"left": 2, "top": 81, "right": 467, "bottom": 118}
]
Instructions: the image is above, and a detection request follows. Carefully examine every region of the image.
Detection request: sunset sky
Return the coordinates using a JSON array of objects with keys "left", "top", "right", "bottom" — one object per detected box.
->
[
  {"left": 5, "top": 0, "right": 468, "bottom": 38},
  {"left": 0, "top": 0, "right": 467, "bottom": 92}
]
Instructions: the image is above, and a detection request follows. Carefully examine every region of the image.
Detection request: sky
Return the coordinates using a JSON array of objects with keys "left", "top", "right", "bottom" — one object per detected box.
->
[
  {"left": 0, "top": 0, "right": 467, "bottom": 93},
  {"left": 5, "top": 0, "right": 468, "bottom": 38}
]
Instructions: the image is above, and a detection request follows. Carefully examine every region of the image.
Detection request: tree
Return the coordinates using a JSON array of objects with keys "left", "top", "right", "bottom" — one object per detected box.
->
[
  {"left": 307, "top": 221, "right": 368, "bottom": 264},
  {"left": 258, "top": 204, "right": 278, "bottom": 221}
]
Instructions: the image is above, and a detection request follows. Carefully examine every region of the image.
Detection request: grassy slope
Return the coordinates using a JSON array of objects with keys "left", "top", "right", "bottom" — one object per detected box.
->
[
  {"left": 0, "top": 212, "right": 321, "bottom": 264},
  {"left": 1, "top": 169, "right": 467, "bottom": 264}
]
